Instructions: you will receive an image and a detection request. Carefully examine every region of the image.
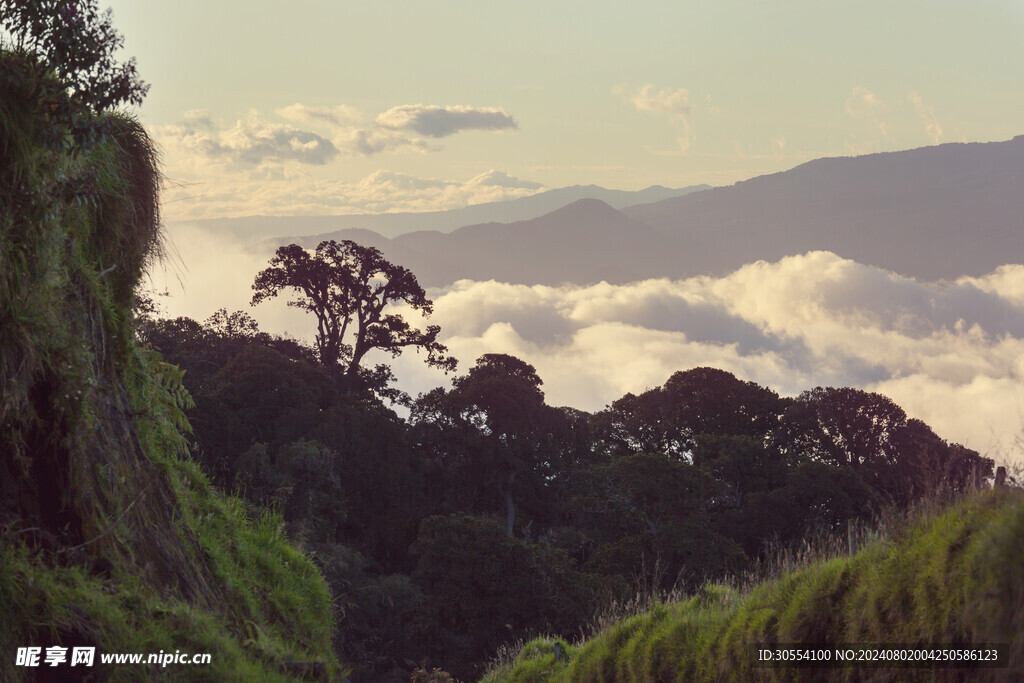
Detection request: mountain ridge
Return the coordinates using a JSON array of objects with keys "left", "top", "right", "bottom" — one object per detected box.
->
[
  {"left": 267, "top": 136, "right": 1024, "bottom": 287},
  {"left": 195, "top": 183, "right": 710, "bottom": 240}
]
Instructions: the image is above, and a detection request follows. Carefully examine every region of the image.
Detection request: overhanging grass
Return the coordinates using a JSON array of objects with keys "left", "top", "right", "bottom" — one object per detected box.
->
[{"left": 484, "top": 488, "right": 1023, "bottom": 682}]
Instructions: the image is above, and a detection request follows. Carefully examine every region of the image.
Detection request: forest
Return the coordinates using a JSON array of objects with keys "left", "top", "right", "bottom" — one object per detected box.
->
[{"left": 138, "top": 240, "right": 995, "bottom": 679}]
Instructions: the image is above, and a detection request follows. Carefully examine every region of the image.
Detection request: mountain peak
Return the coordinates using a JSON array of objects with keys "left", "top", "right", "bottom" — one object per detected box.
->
[{"left": 547, "top": 197, "right": 619, "bottom": 218}]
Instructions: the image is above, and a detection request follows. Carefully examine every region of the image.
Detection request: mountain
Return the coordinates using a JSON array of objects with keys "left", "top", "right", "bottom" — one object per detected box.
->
[
  {"left": 622, "top": 136, "right": 1024, "bottom": 281},
  {"left": 271, "top": 136, "right": 1024, "bottom": 287},
  {"left": 196, "top": 183, "right": 710, "bottom": 240},
  {"left": 283, "top": 199, "right": 676, "bottom": 287}
]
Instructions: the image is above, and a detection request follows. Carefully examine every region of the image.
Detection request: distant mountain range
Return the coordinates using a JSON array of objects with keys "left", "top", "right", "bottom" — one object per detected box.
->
[
  {"left": 196, "top": 184, "right": 709, "bottom": 240},
  {"left": 266, "top": 136, "right": 1024, "bottom": 286}
]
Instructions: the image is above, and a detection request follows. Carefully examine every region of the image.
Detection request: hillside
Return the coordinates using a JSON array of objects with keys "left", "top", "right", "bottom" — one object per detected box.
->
[
  {"left": 624, "top": 137, "right": 1024, "bottom": 281},
  {"left": 484, "top": 488, "right": 1024, "bottom": 682},
  {"left": 0, "top": 50, "right": 338, "bottom": 681},
  {"left": 284, "top": 198, "right": 678, "bottom": 287}
]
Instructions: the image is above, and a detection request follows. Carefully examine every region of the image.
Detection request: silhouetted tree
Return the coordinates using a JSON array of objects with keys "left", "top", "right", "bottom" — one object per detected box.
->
[
  {"left": 412, "top": 354, "right": 570, "bottom": 535},
  {"left": 593, "top": 367, "right": 783, "bottom": 461},
  {"left": 251, "top": 240, "right": 456, "bottom": 393}
]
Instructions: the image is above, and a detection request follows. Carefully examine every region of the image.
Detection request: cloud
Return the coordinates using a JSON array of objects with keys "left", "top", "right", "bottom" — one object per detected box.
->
[
  {"left": 336, "top": 128, "right": 434, "bottom": 156},
  {"left": 466, "top": 169, "right": 544, "bottom": 190},
  {"left": 413, "top": 253, "right": 1024, "bottom": 458},
  {"left": 615, "top": 84, "right": 694, "bottom": 152},
  {"left": 159, "top": 168, "right": 548, "bottom": 219},
  {"left": 157, "top": 102, "right": 520, "bottom": 168},
  {"left": 152, "top": 237, "right": 1024, "bottom": 464},
  {"left": 375, "top": 104, "right": 518, "bottom": 138},
  {"left": 845, "top": 85, "right": 884, "bottom": 120},
  {"left": 843, "top": 86, "right": 889, "bottom": 153},
  {"left": 182, "top": 109, "right": 215, "bottom": 129},
  {"left": 156, "top": 114, "right": 339, "bottom": 167},
  {"left": 276, "top": 103, "right": 362, "bottom": 129},
  {"left": 907, "top": 91, "right": 943, "bottom": 144}
]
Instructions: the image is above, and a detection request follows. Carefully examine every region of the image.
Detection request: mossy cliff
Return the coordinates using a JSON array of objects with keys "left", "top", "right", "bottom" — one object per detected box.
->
[
  {"left": 485, "top": 488, "right": 1023, "bottom": 682},
  {"left": 0, "top": 51, "right": 338, "bottom": 680}
]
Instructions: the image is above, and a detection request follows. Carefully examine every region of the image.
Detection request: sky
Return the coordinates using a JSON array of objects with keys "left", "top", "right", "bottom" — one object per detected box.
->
[
  {"left": 103, "top": 1, "right": 1024, "bottom": 464},
  {"left": 104, "top": 0, "right": 1024, "bottom": 220}
]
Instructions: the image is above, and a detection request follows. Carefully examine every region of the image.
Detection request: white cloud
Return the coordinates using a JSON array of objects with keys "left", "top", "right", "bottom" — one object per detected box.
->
[
  {"left": 152, "top": 245, "right": 1024, "bottom": 465},
  {"left": 158, "top": 168, "right": 547, "bottom": 219},
  {"left": 843, "top": 85, "right": 889, "bottom": 153},
  {"left": 155, "top": 114, "right": 339, "bottom": 167},
  {"left": 907, "top": 91, "right": 943, "bottom": 144},
  {"left": 335, "top": 128, "right": 434, "bottom": 156},
  {"left": 845, "top": 85, "right": 885, "bottom": 123},
  {"left": 375, "top": 104, "right": 518, "bottom": 138},
  {"left": 276, "top": 103, "right": 363, "bottom": 129},
  {"left": 182, "top": 109, "right": 215, "bottom": 129},
  {"left": 468, "top": 169, "right": 544, "bottom": 190},
  {"left": 615, "top": 84, "right": 694, "bottom": 152}
]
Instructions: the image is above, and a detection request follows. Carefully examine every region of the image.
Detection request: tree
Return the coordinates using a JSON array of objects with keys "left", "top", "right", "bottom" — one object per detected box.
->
[
  {"left": 411, "top": 354, "right": 571, "bottom": 535},
  {"left": 251, "top": 240, "right": 456, "bottom": 391},
  {"left": 1, "top": 0, "right": 148, "bottom": 149},
  {"left": 593, "top": 367, "right": 783, "bottom": 461}
]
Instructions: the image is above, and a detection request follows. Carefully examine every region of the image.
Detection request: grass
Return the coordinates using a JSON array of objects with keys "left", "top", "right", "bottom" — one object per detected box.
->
[{"left": 483, "top": 487, "right": 1023, "bottom": 682}]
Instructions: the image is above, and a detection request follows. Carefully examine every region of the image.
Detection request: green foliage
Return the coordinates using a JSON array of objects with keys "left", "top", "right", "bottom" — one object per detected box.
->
[
  {"left": 251, "top": 239, "right": 456, "bottom": 391},
  {"left": 1, "top": 0, "right": 147, "bottom": 131},
  {"left": 411, "top": 515, "right": 609, "bottom": 681},
  {"left": 485, "top": 489, "right": 1024, "bottom": 682},
  {"left": 0, "top": 43, "right": 339, "bottom": 680}
]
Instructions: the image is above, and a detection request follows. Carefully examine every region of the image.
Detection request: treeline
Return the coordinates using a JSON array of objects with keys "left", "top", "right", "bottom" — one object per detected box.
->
[{"left": 140, "top": 309, "right": 993, "bottom": 681}]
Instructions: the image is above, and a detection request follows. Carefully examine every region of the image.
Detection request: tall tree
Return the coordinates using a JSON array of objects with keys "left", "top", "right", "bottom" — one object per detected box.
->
[
  {"left": 412, "top": 354, "right": 569, "bottom": 535},
  {"left": 251, "top": 240, "right": 456, "bottom": 391}
]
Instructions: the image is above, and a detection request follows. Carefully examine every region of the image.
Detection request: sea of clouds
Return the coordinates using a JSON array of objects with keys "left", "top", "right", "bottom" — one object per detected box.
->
[{"left": 152, "top": 223, "right": 1024, "bottom": 466}]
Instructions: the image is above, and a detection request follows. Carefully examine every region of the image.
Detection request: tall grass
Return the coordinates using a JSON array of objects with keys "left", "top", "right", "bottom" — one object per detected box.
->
[{"left": 485, "top": 487, "right": 1023, "bottom": 682}]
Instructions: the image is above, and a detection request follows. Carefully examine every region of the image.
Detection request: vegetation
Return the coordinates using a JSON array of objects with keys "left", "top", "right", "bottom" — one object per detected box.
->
[
  {"left": 482, "top": 487, "right": 1023, "bottom": 682},
  {"left": 0, "top": 7, "right": 337, "bottom": 679},
  {"left": 142, "top": 303, "right": 1002, "bottom": 680},
  {"left": 3, "top": 4, "right": 1017, "bottom": 681},
  {"left": 251, "top": 239, "right": 456, "bottom": 397}
]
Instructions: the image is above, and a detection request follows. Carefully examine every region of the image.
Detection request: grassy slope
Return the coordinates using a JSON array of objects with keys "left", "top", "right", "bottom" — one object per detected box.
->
[
  {"left": 484, "top": 488, "right": 1023, "bottom": 682},
  {"left": 0, "top": 456, "right": 339, "bottom": 681}
]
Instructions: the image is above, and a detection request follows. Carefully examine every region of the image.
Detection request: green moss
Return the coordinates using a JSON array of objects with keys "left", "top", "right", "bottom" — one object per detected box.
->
[{"left": 487, "top": 489, "right": 1024, "bottom": 682}]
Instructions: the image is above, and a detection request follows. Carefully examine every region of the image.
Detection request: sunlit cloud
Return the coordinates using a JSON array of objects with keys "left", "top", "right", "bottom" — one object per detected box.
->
[
  {"left": 276, "top": 103, "right": 363, "bottom": 129},
  {"left": 155, "top": 113, "right": 339, "bottom": 167},
  {"left": 153, "top": 103, "right": 533, "bottom": 218},
  {"left": 335, "top": 128, "right": 434, "bottom": 156},
  {"left": 159, "top": 168, "right": 547, "bottom": 219},
  {"left": 181, "top": 109, "right": 215, "bottom": 129},
  {"left": 907, "top": 91, "right": 944, "bottom": 144},
  {"left": 152, "top": 243, "right": 1024, "bottom": 464},
  {"left": 845, "top": 85, "right": 887, "bottom": 133},
  {"left": 614, "top": 84, "right": 694, "bottom": 152}
]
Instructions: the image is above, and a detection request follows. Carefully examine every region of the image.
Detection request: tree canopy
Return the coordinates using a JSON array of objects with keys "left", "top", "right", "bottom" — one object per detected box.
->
[
  {"left": 251, "top": 240, "right": 456, "bottom": 393},
  {"left": 1, "top": 0, "right": 148, "bottom": 151}
]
